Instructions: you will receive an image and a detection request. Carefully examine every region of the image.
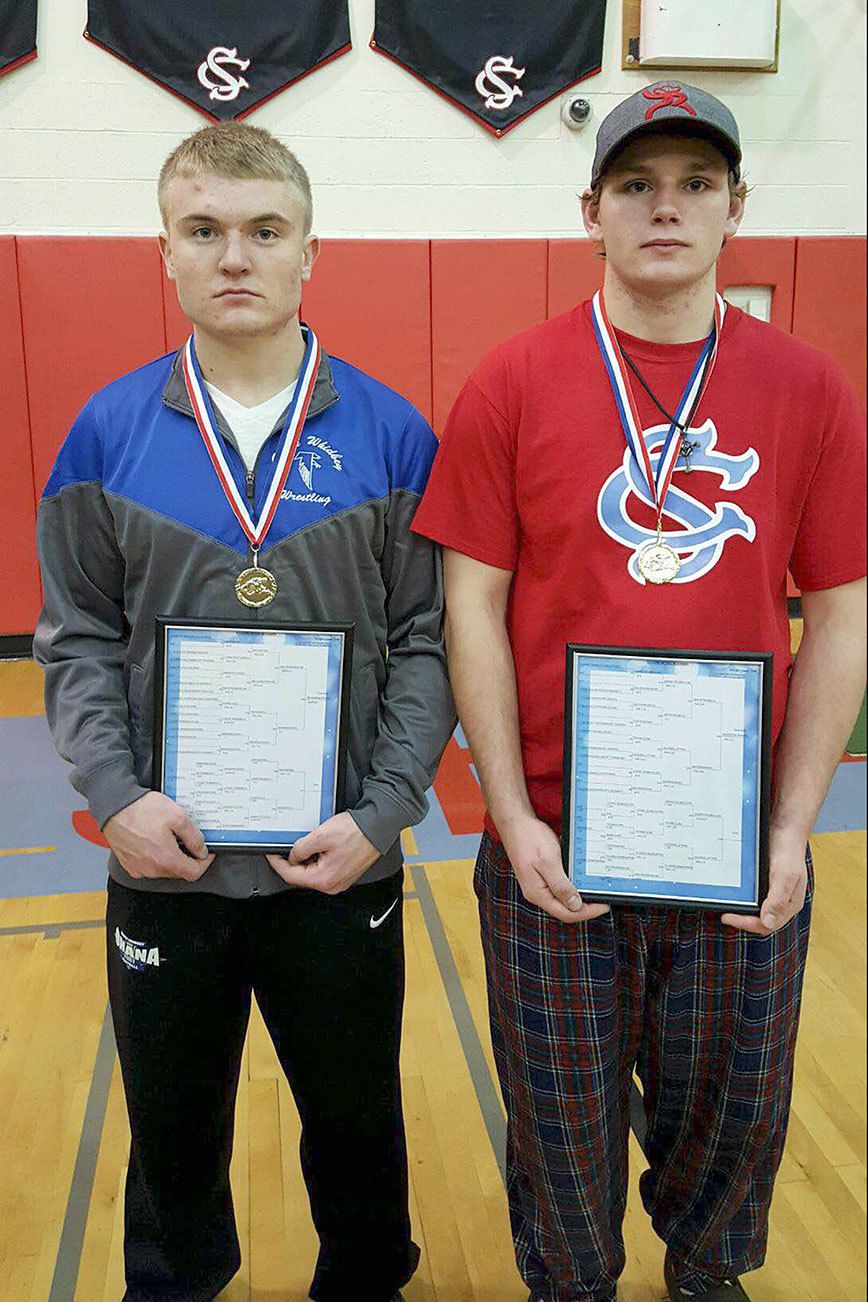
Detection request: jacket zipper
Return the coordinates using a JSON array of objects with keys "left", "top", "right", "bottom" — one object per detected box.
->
[
  {"left": 245, "top": 432, "right": 277, "bottom": 563},
  {"left": 245, "top": 457, "right": 263, "bottom": 899}
]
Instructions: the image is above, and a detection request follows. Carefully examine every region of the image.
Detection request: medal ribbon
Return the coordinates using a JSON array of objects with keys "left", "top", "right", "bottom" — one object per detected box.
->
[
  {"left": 182, "top": 327, "right": 321, "bottom": 552},
  {"left": 591, "top": 290, "right": 725, "bottom": 522}
]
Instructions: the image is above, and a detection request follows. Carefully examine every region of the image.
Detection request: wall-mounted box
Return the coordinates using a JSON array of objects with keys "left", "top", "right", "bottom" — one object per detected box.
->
[
  {"left": 639, "top": 0, "right": 778, "bottom": 68},
  {"left": 722, "top": 285, "right": 774, "bottom": 323}
]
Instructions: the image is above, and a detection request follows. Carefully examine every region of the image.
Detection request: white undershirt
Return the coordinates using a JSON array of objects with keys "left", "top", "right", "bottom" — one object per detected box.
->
[{"left": 205, "top": 380, "right": 298, "bottom": 473}]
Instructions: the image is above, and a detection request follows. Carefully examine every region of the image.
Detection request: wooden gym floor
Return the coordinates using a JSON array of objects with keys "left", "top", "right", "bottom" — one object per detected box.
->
[{"left": 0, "top": 658, "right": 865, "bottom": 1302}]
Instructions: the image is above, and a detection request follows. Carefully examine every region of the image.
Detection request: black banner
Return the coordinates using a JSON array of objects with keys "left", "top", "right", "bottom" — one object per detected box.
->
[
  {"left": 373, "top": 0, "right": 607, "bottom": 135},
  {"left": 0, "top": 0, "right": 37, "bottom": 77},
  {"left": 86, "top": 0, "right": 352, "bottom": 120}
]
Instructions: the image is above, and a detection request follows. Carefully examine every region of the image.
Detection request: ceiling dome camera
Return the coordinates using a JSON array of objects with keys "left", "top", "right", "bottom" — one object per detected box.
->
[{"left": 562, "top": 96, "right": 592, "bottom": 129}]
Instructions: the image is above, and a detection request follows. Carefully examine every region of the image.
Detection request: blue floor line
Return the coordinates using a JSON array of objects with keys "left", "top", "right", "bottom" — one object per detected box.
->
[{"left": 813, "top": 760, "right": 867, "bottom": 834}]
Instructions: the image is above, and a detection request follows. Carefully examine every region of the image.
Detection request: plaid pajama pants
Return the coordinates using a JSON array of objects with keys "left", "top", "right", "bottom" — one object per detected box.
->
[{"left": 475, "top": 833, "right": 813, "bottom": 1302}]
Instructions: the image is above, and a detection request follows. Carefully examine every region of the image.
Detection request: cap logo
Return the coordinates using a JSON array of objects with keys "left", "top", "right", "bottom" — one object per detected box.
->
[{"left": 643, "top": 83, "right": 697, "bottom": 120}]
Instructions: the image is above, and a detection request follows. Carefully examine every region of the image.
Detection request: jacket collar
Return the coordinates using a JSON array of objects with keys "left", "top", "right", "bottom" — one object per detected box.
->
[{"left": 161, "top": 326, "right": 339, "bottom": 439}]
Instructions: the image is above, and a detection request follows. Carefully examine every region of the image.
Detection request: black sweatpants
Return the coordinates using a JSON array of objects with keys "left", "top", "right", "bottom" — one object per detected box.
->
[{"left": 106, "top": 873, "right": 419, "bottom": 1302}]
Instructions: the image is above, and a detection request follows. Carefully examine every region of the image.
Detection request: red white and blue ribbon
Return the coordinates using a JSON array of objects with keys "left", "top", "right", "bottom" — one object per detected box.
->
[
  {"left": 591, "top": 290, "right": 725, "bottom": 518},
  {"left": 181, "top": 327, "right": 320, "bottom": 551}
]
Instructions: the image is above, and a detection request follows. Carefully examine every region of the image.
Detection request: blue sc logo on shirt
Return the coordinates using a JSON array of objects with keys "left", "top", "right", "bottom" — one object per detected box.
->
[{"left": 597, "top": 420, "right": 759, "bottom": 585}]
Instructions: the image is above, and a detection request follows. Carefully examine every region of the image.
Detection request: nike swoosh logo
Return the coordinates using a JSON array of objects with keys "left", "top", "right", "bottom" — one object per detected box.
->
[{"left": 370, "top": 898, "right": 400, "bottom": 930}]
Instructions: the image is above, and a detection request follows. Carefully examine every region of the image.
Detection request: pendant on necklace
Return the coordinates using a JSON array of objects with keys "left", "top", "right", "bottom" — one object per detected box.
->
[
  {"left": 235, "top": 566, "right": 278, "bottom": 608},
  {"left": 637, "top": 539, "right": 681, "bottom": 585}
]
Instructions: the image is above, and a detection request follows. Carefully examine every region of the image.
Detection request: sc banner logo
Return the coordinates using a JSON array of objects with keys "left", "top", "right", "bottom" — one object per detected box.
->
[
  {"left": 598, "top": 420, "right": 759, "bottom": 585},
  {"left": 197, "top": 46, "right": 251, "bottom": 102}
]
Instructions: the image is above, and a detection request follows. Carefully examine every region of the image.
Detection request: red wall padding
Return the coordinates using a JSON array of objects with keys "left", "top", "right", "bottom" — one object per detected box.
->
[
  {"left": 0, "top": 239, "right": 42, "bottom": 634},
  {"left": 718, "top": 238, "right": 797, "bottom": 332},
  {"left": 4, "top": 234, "right": 865, "bottom": 636},
  {"left": 304, "top": 241, "right": 433, "bottom": 423},
  {"left": 548, "top": 241, "right": 604, "bottom": 318},
  {"left": 793, "top": 237, "right": 866, "bottom": 405},
  {"left": 431, "top": 241, "right": 548, "bottom": 431},
  {"left": 17, "top": 238, "right": 167, "bottom": 498}
]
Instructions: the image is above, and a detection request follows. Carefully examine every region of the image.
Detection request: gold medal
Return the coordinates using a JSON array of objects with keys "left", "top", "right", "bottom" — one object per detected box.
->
[
  {"left": 637, "top": 539, "right": 681, "bottom": 585},
  {"left": 235, "top": 566, "right": 278, "bottom": 608}
]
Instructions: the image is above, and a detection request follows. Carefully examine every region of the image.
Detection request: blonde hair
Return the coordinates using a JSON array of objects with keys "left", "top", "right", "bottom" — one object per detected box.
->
[{"left": 158, "top": 122, "right": 313, "bottom": 233}]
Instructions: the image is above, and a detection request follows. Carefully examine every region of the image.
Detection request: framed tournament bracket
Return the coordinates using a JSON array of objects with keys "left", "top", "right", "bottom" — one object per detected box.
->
[
  {"left": 562, "top": 645, "right": 772, "bottom": 913},
  {"left": 154, "top": 619, "right": 353, "bottom": 854}
]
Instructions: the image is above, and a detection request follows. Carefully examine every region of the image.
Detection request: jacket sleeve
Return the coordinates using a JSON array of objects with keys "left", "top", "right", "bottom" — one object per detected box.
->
[
  {"left": 32, "top": 402, "right": 149, "bottom": 828},
  {"left": 349, "top": 411, "right": 457, "bottom": 854}
]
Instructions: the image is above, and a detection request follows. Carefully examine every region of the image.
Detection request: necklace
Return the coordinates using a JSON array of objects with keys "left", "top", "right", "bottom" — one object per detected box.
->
[
  {"left": 620, "top": 348, "right": 702, "bottom": 471},
  {"left": 182, "top": 329, "right": 321, "bottom": 607}
]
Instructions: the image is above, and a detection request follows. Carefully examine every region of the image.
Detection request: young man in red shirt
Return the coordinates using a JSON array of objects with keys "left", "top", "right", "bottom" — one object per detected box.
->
[{"left": 412, "top": 84, "right": 866, "bottom": 1301}]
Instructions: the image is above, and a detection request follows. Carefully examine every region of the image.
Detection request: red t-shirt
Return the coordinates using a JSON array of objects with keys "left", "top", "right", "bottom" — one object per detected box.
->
[{"left": 412, "top": 301, "right": 867, "bottom": 834}]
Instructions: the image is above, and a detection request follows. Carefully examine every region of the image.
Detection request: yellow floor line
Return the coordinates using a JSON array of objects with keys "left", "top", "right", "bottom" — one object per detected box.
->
[
  {"left": 401, "top": 827, "right": 419, "bottom": 856},
  {"left": 0, "top": 845, "right": 56, "bottom": 857}
]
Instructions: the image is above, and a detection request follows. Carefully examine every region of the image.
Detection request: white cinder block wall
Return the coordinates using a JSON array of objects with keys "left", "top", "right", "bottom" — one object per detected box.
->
[{"left": 0, "top": 0, "right": 865, "bottom": 237}]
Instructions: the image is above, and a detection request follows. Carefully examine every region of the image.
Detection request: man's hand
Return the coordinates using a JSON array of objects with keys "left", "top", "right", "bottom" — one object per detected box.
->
[
  {"left": 721, "top": 827, "right": 808, "bottom": 936},
  {"left": 104, "top": 792, "right": 215, "bottom": 882},
  {"left": 501, "top": 814, "right": 611, "bottom": 925},
  {"left": 266, "top": 812, "right": 380, "bottom": 895}
]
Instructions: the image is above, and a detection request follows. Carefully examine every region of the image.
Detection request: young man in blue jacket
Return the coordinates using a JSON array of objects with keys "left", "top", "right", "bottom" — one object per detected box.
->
[{"left": 35, "top": 122, "right": 454, "bottom": 1302}]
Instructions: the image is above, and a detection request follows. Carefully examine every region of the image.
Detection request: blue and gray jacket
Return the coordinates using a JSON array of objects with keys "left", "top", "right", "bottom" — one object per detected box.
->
[{"left": 34, "top": 338, "right": 455, "bottom": 896}]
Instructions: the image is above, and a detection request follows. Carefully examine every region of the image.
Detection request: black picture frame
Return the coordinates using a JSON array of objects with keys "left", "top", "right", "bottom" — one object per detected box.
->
[
  {"left": 562, "top": 644, "right": 772, "bottom": 914},
  {"left": 154, "top": 617, "right": 354, "bottom": 854}
]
